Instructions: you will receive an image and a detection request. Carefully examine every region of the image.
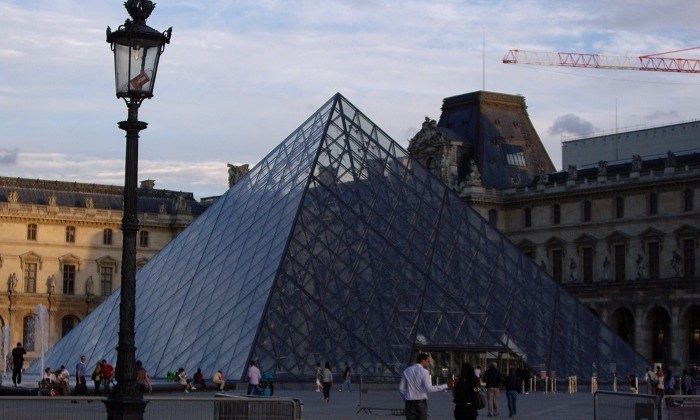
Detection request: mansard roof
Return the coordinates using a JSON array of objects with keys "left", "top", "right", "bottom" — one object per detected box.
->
[{"left": 0, "top": 176, "right": 203, "bottom": 215}]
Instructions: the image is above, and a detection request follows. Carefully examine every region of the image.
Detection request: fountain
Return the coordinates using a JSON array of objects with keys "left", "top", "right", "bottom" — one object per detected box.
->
[
  {"left": 35, "top": 304, "right": 48, "bottom": 376},
  {"left": 1, "top": 325, "right": 9, "bottom": 381}
]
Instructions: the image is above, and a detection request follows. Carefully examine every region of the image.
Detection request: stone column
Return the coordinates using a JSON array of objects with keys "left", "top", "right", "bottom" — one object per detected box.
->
[
  {"left": 669, "top": 305, "right": 684, "bottom": 370},
  {"left": 634, "top": 306, "right": 648, "bottom": 361}
]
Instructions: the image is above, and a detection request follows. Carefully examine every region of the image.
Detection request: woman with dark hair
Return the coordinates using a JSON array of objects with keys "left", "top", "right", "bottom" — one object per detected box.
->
[
  {"left": 321, "top": 361, "right": 333, "bottom": 403},
  {"left": 453, "top": 362, "right": 480, "bottom": 420}
]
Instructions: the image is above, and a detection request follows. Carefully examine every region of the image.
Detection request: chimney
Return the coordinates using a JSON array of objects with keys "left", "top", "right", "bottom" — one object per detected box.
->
[{"left": 140, "top": 179, "right": 155, "bottom": 190}]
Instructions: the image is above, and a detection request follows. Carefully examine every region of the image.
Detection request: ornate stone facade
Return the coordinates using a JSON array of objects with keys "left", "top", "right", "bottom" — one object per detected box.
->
[
  {"left": 0, "top": 177, "right": 202, "bottom": 368},
  {"left": 414, "top": 91, "right": 700, "bottom": 371}
]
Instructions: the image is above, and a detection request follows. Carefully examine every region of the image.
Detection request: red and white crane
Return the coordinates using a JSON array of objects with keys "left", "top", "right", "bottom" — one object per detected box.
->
[{"left": 502, "top": 47, "right": 700, "bottom": 73}]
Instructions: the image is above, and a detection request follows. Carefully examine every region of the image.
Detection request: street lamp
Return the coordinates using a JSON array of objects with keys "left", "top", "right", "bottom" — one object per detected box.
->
[{"left": 105, "top": 1, "right": 171, "bottom": 419}]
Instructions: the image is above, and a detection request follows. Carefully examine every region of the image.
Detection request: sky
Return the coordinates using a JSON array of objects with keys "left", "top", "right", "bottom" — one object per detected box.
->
[{"left": 2, "top": 0, "right": 700, "bottom": 199}]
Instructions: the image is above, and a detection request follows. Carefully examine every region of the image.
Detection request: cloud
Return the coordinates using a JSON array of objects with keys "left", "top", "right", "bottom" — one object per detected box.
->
[
  {"left": 0, "top": 148, "right": 18, "bottom": 165},
  {"left": 643, "top": 110, "right": 680, "bottom": 121},
  {"left": 548, "top": 114, "right": 598, "bottom": 137}
]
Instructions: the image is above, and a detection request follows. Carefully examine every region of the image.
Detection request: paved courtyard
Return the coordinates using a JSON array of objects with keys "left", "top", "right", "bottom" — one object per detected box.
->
[{"left": 173, "top": 384, "right": 596, "bottom": 419}]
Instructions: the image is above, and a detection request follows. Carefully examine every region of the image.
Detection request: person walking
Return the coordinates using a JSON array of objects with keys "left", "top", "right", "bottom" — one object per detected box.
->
[
  {"left": 101, "top": 360, "right": 114, "bottom": 395},
  {"left": 504, "top": 370, "right": 520, "bottom": 417},
  {"left": 315, "top": 362, "right": 322, "bottom": 392},
  {"left": 247, "top": 360, "right": 261, "bottom": 395},
  {"left": 91, "top": 362, "right": 103, "bottom": 396},
  {"left": 136, "top": 360, "right": 152, "bottom": 394},
  {"left": 341, "top": 362, "right": 352, "bottom": 392},
  {"left": 452, "top": 362, "right": 480, "bottom": 420},
  {"left": 321, "top": 361, "right": 333, "bottom": 403},
  {"left": 399, "top": 353, "right": 454, "bottom": 420},
  {"left": 483, "top": 362, "right": 504, "bottom": 417},
  {"left": 74, "top": 355, "right": 88, "bottom": 396},
  {"left": 11, "top": 342, "right": 26, "bottom": 387}
]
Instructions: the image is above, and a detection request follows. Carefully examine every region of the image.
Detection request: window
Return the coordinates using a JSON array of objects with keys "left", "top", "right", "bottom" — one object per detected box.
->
[
  {"left": 22, "top": 316, "right": 35, "bottom": 351},
  {"left": 502, "top": 144, "right": 527, "bottom": 167},
  {"left": 649, "top": 193, "right": 658, "bottom": 216},
  {"left": 27, "top": 224, "right": 37, "bottom": 241},
  {"left": 524, "top": 208, "right": 532, "bottom": 228},
  {"left": 614, "top": 245, "right": 626, "bottom": 281},
  {"left": 684, "top": 189, "right": 694, "bottom": 212},
  {"left": 139, "top": 231, "right": 149, "bottom": 248},
  {"left": 689, "top": 307, "right": 700, "bottom": 360},
  {"left": 583, "top": 200, "right": 592, "bottom": 222},
  {"left": 24, "top": 262, "right": 37, "bottom": 293},
  {"left": 61, "top": 316, "right": 77, "bottom": 338},
  {"left": 100, "top": 266, "right": 113, "bottom": 296},
  {"left": 488, "top": 209, "right": 498, "bottom": 227},
  {"left": 65, "top": 226, "right": 76, "bottom": 243},
  {"left": 103, "top": 229, "right": 113, "bottom": 246},
  {"left": 553, "top": 204, "right": 561, "bottom": 225},
  {"left": 505, "top": 151, "right": 527, "bottom": 167},
  {"left": 615, "top": 197, "right": 624, "bottom": 219},
  {"left": 582, "top": 247, "right": 593, "bottom": 283},
  {"left": 63, "top": 264, "right": 75, "bottom": 294},
  {"left": 683, "top": 239, "right": 696, "bottom": 278},
  {"left": 551, "top": 249, "right": 563, "bottom": 283},
  {"left": 648, "top": 242, "right": 660, "bottom": 280}
]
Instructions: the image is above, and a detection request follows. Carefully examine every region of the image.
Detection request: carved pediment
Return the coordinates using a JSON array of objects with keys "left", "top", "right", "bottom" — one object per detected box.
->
[
  {"left": 545, "top": 236, "right": 566, "bottom": 249},
  {"left": 59, "top": 253, "right": 81, "bottom": 271},
  {"left": 20, "top": 251, "right": 43, "bottom": 269},
  {"left": 96, "top": 256, "right": 119, "bottom": 274},
  {"left": 639, "top": 227, "right": 664, "bottom": 241},
  {"left": 407, "top": 117, "right": 447, "bottom": 154},
  {"left": 574, "top": 233, "right": 598, "bottom": 247}
]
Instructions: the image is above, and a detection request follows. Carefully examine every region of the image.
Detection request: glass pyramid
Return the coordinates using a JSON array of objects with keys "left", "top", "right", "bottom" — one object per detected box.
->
[{"left": 29, "top": 93, "right": 648, "bottom": 382}]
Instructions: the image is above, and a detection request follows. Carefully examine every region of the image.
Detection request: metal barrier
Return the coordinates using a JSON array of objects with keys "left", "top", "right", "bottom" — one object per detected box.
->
[
  {"left": 0, "top": 395, "right": 303, "bottom": 420},
  {"left": 662, "top": 394, "right": 700, "bottom": 420},
  {"left": 594, "top": 390, "right": 659, "bottom": 420}
]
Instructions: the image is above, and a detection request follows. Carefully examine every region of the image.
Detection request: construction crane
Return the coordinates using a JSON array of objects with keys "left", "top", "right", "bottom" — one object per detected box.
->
[{"left": 503, "top": 47, "right": 700, "bottom": 73}]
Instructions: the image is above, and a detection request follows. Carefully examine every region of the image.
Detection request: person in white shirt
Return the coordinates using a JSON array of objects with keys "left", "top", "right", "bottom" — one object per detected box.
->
[
  {"left": 247, "top": 361, "right": 262, "bottom": 395},
  {"left": 398, "top": 353, "right": 454, "bottom": 420}
]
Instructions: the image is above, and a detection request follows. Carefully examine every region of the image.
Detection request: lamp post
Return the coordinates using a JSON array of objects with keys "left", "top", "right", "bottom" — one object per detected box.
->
[{"left": 105, "top": 1, "right": 170, "bottom": 419}]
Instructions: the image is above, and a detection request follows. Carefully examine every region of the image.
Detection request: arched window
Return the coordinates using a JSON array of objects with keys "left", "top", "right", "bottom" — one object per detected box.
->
[
  {"left": 65, "top": 226, "right": 76, "bottom": 243},
  {"left": 615, "top": 197, "right": 625, "bottom": 219},
  {"left": 649, "top": 193, "right": 658, "bottom": 215},
  {"left": 488, "top": 209, "right": 498, "bottom": 226},
  {"left": 689, "top": 306, "right": 700, "bottom": 361},
  {"left": 139, "top": 231, "right": 149, "bottom": 248},
  {"left": 583, "top": 200, "right": 592, "bottom": 222},
  {"left": 649, "top": 307, "right": 671, "bottom": 362},
  {"left": 684, "top": 189, "right": 694, "bottom": 212},
  {"left": 22, "top": 316, "right": 35, "bottom": 352},
  {"left": 27, "top": 224, "right": 37, "bottom": 241},
  {"left": 103, "top": 228, "right": 113, "bottom": 246},
  {"left": 524, "top": 207, "right": 532, "bottom": 228},
  {"left": 61, "top": 316, "right": 79, "bottom": 337},
  {"left": 611, "top": 308, "right": 635, "bottom": 345}
]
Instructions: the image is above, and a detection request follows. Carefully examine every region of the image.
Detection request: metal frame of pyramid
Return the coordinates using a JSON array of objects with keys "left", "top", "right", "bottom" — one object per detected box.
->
[{"left": 30, "top": 93, "right": 648, "bottom": 382}]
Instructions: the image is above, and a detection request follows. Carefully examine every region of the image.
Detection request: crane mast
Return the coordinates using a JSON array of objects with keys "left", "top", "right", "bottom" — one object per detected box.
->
[{"left": 503, "top": 49, "right": 700, "bottom": 73}]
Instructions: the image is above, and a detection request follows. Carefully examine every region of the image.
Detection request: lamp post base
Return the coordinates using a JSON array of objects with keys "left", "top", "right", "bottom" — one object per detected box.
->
[{"left": 103, "top": 395, "right": 149, "bottom": 420}]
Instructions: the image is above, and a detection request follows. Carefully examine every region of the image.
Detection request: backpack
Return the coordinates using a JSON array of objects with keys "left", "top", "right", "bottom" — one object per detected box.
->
[{"left": 472, "top": 387, "right": 486, "bottom": 410}]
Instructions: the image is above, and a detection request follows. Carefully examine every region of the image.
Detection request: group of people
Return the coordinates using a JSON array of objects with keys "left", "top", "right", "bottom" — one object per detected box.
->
[
  {"left": 643, "top": 365, "right": 698, "bottom": 396},
  {"left": 245, "top": 360, "right": 274, "bottom": 396},
  {"left": 38, "top": 355, "right": 124, "bottom": 397},
  {"left": 172, "top": 367, "right": 227, "bottom": 392},
  {"left": 399, "top": 354, "right": 528, "bottom": 420},
  {"left": 312, "top": 361, "right": 352, "bottom": 404}
]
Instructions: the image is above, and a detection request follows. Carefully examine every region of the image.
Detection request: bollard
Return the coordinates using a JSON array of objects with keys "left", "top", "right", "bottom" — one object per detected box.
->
[{"left": 591, "top": 377, "right": 598, "bottom": 394}]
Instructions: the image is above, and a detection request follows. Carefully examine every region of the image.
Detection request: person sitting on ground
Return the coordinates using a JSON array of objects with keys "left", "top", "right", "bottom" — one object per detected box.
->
[
  {"left": 212, "top": 370, "right": 226, "bottom": 391},
  {"left": 178, "top": 368, "right": 194, "bottom": 392},
  {"left": 193, "top": 368, "right": 206, "bottom": 391}
]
